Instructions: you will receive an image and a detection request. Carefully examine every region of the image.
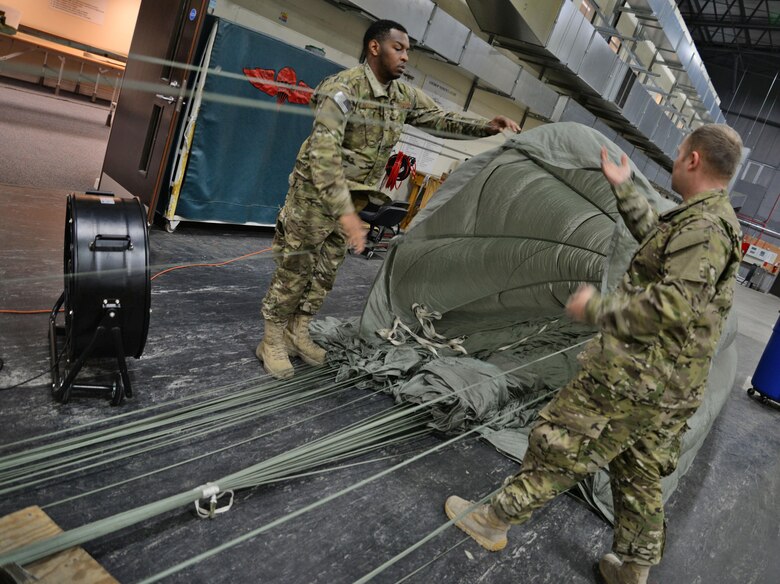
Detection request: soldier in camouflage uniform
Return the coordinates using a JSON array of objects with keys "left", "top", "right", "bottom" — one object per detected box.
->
[
  {"left": 258, "top": 20, "right": 520, "bottom": 379},
  {"left": 446, "top": 124, "right": 744, "bottom": 584}
]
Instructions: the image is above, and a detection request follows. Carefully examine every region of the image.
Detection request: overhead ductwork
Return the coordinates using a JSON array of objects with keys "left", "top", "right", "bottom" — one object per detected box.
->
[
  {"left": 627, "top": 0, "right": 725, "bottom": 125},
  {"left": 332, "top": 0, "right": 560, "bottom": 121},
  {"left": 334, "top": 0, "right": 705, "bottom": 190},
  {"left": 464, "top": 0, "right": 689, "bottom": 169}
]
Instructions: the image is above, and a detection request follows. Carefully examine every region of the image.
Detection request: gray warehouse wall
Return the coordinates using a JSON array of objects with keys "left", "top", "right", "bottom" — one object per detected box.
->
[{"left": 709, "top": 62, "right": 780, "bottom": 246}]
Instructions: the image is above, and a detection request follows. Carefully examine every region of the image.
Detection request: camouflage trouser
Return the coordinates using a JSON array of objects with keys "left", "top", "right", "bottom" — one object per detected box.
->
[
  {"left": 261, "top": 179, "right": 348, "bottom": 323},
  {"left": 491, "top": 371, "right": 687, "bottom": 565}
]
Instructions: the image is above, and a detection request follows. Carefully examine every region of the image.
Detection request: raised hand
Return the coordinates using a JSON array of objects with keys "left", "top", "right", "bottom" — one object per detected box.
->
[{"left": 600, "top": 146, "right": 632, "bottom": 187}]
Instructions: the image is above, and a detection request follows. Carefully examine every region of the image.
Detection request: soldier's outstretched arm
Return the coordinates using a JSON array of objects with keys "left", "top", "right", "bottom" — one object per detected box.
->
[
  {"left": 582, "top": 218, "right": 733, "bottom": 343},
  {"left": 601, "top": 147, "right": 658, "bottom": 242},
  {"left": 486, "top": 115, "right": 521, "bottom": 134},
  {"left": 404, "top": 86, "right": 497, "bottom": 139}
]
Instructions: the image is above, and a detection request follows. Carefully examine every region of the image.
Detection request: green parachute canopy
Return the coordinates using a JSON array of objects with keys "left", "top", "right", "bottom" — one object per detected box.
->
[
  {"left": 320, "top": 122, "right": 737, "bottom": 522},
  {"left": 359, "top": 122, "right": 671, "bottom": 340}
]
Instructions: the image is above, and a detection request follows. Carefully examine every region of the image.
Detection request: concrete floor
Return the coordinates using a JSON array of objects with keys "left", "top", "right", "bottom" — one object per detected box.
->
[
  {"left": 0, "top": 80, "right": 779, "bottom": 583},
  {"left": 0, "top": 183, "right": 779, "bottom": 584}
]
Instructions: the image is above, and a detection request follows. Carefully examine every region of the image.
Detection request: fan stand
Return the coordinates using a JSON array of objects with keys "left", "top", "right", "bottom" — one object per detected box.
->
[{"left": 49, "top": 292, "right": 133, "bottom": 406}]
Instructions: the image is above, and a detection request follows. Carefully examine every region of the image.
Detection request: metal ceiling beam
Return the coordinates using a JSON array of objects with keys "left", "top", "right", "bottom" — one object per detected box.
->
[
  {"left": 678, "top": 0, "right": 780, "bottom": 90},
  {"left": 695, "top": 42, "right": 780, "bottom": 54},
  {"left": 753, "top": 27, "right": 770, "bottom": 45},
  {"left": 737, "top": 0, "right": 752, "bottom": 46},
  {"left": 722, "top": 0, "right": 740, "bottom": 19},
  {"left": 694, "top": 0, "right": 713, "bottom": 19},
  {"left": 683, "top": 17, "right": 780, "bottom": 31},
  {"left": 723, "top": 107, "right": 780, "bottom": 130},
  {"left": 718, "top": 0, "right": 743, "bottom": 45},
  {"left": 699, "top": 48, "right": 780, "bottom": 69},
  {"left": 690, "top": 0, "right": 715, "bottom": 42}
]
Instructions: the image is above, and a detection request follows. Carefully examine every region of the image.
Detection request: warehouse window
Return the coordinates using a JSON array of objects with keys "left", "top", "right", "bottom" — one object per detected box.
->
[
  {"left": 741, "top": 160, "right": 774, "bottom": 188},
  {"left": 579, "top": 0, "right": 598, "bottom": 22}
]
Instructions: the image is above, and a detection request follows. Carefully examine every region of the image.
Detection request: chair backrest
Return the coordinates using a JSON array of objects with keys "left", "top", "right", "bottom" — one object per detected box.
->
[
  {"left": 360, "top": 201, "right": 408, "bottom": 224},
  {"left": 370, "top": 204, "right": 409, "bottom": 228}
]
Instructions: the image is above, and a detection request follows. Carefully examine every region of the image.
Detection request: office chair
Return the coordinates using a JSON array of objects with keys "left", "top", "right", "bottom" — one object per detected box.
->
[{"left": 358, "top": 201, "right": 410, "bottom": 259}]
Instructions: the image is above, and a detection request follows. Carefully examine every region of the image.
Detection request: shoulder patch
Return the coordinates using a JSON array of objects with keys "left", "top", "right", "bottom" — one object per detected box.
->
[
  {"left": 332, "top": 91, "right": 352, "bottom": 115},
  {"left": 667, "top": 229, "right": 712, "bottom": 253},
  {"left": 666, "top": 229, "right": 710, "bottom": 254}
]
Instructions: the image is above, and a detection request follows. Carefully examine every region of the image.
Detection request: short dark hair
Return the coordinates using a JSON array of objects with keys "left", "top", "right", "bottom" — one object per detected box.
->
[
  {"left": 686, "top": 124, "right": 743, "bottom": 180},
  {"left": 360, "top": 19, "right": 408, "bottom": 62}
]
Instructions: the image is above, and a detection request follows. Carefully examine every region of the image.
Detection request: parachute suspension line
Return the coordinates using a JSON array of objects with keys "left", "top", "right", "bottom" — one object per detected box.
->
[
  {"left": 0, "top": 340, "right": 587, "bottom": 571},
  {"left": 378, "top": 305, "right": 586, "bottom": 357},
  {"left": 43, "top": 382, "right": 408, "bottom": 509},
  {"left": 351, "top": 386, "right": 569, "bottom": 584},
  {"left": 378, "top": 303, "right": 467, "bottom": 355},
  {"left": 139, "top": 343, "right": 586, "bottom": 583},
  {"left": 0, "top": 403, "right": 427, "bottom": 567},
  {"left": 0, "top": 370, "right": 378, "bottom": 494},
  {"left": 0, "top": 367, "right": 350, "bottom": 484},
  {"left": 353, "top": 487, "right": 504, "bottom": 584},
  {"left": 138, "top": 427, "right": 485, "bottom": 584},
  {"left": 0, "top": 365, "right": 336, "bottom": 455},
  {"left": 0, "top": 372, "right": 396, "bottom": 506},
  {"left": 239, "top": 443, "right": 437, "bottom": 488},
  {"left": 0, "top": 370, "right": 342, "bottom": 470},
  {"left": 141, "top": 384, "right": 561, "bottom": 584},
  {"left": 0, "top": 372, "right": 385, "bottom": 497},
  {"left": 392, "top": 537, "right": 471, "bottom": 584},
  {"left": 496, "top": 317, "right": 561, "bottom": 352},
  {"left": 0, "top": 372, "right": 279, "bottom": 452},
  {"left": 214, "top": 405, "right": 431, "bottom": 491}
]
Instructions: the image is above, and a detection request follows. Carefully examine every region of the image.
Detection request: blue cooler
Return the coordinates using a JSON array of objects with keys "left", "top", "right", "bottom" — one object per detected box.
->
[{"left": 750, "top": 310, "right": 780, "bottom": 401}]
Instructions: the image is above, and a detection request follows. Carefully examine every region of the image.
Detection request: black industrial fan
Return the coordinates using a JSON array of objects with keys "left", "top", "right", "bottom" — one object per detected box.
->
[{"left": 48, "top": 193, "right": 151, "bottom": 405}]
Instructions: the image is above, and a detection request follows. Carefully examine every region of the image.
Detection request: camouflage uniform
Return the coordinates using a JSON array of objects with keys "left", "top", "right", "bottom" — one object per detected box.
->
[
  {"left": 491, "top": 182, "right": 742, "bottom": 565},
  {"left": 262, "top": 63, "right": 494, "bottom": 323}
]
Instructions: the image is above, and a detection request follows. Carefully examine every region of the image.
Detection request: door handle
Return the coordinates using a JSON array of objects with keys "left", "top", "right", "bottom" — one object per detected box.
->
[{"left": 155, "top": 94, "right": 175, "bottom": 104}]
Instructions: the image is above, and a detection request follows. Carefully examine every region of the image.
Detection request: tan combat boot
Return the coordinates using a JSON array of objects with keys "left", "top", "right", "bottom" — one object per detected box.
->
[
  {"left": 256, "top": 319, "right": 294, "bottom": 379},
  {"left": 285, "top": 314, "right": 326, "bottom": 366},
  {"left": 597, "top": 553, "right": 650, "bottom": 584},
  {"left": 444, "top": 495, "right": 510, "bottom": 551}
]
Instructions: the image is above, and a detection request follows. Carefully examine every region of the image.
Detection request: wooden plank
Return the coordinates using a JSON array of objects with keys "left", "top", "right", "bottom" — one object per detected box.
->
[{"left": 0, "top": 506, "right": 119, "bottom": 583}]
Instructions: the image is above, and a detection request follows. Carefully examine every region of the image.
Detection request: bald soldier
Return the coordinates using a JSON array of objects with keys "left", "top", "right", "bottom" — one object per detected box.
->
[
  {"left": 446, "top": 124, "right": 744, "bottom": 584},
  {"left": 257, "top": 19, "right": 519, "bottom": 379}
]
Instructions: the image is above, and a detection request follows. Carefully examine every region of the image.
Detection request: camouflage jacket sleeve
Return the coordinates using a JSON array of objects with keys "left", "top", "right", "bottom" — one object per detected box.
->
[
  {"left": 583, "top": 217, "right": 732, "bottom": 342},
  {"left": 307, "top": 81, "right": 355, "bottom": 218},
  {"left": 613, "top": 180, "right": 659, "bottom": 243},
  {"left": 404, "top": 86, "right": 494, "bottom": 138}
]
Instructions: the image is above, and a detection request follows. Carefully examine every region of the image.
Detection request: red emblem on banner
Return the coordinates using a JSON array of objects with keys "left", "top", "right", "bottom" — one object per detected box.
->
[{"left": 243, "top": 66, "right": 313, "bottom": 105}]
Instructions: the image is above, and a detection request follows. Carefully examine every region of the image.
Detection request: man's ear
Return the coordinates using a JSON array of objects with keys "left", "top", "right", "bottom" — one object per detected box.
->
[
  {"left": 688, "top": 149, "right": 701, "bottom": 170},
  {"left": 367, "top": 38, "right": 380, "bottom": 57}
]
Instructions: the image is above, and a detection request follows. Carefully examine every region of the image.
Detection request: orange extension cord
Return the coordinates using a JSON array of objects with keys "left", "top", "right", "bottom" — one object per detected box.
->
[{"left": 0, "top": 247, "right": 272, "bottom": 315}]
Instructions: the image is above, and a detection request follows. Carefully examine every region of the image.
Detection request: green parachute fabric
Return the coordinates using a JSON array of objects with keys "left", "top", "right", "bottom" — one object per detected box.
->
[{"left": 316, "top": 122, "right": 738, "bottom": 522}]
